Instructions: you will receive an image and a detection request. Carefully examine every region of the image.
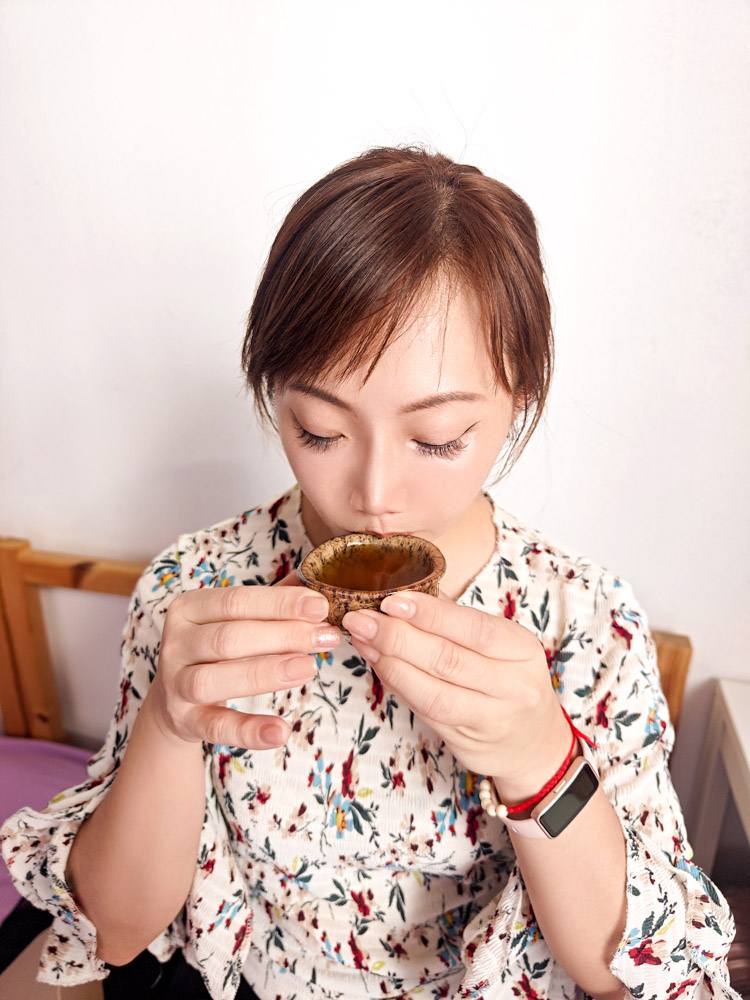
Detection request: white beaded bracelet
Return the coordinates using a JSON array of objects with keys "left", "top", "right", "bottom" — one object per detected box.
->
[{"left": 478, "top": 777, "right": 508, "bottom": 819}]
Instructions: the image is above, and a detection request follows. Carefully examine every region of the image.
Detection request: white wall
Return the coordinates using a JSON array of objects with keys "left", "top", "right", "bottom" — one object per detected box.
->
[{"left": 1, "top": 0, "right": 749, "bottom": 833}]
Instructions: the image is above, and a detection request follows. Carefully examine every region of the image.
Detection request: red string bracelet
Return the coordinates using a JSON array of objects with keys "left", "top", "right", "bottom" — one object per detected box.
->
[{"left": 481, "top": 705, "right": 596, "bottom": 818}]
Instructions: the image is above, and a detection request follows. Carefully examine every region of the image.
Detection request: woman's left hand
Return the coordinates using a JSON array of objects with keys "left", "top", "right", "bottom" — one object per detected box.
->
[{"left": 342, "top": 592, "right": 571, "bottom": 802}]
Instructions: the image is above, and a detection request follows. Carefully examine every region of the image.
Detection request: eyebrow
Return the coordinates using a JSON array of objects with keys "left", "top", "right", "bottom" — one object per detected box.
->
[{"left": 287, "top": 384, "right": 484, "bottom": 414}]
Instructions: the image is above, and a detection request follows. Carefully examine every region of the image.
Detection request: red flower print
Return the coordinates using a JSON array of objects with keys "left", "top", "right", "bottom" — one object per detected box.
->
[
  {"left": 232, "top": 920, "right": 248, "bottom": 955},
  {"left": 391, "top": 771, "right": 405, "bottom": 789},
  {"left": 350, "top": 890, "right": 370, "bottom": 916},
  {"left": 116, "top": 678, "right": 132, "bottom": 722},
  {"left": 512, "top": 974, "right": 542, "bottom": 998},
  {"left": 466, "top": 805, "right": 482, "bottom": 845},
  {"left": 348, "top": 931, "right": 368, "bottom": 970},
  {"left": 666, "top": 979, "right": 699, "bottom": 999},
  {"left": 273, "top": 552, "right": 290, "bottom": 582},
  {"left": 596, "top": 692, "right": 612, "bottom": 728},
  {"left": 371, "top": 670, "right": 384, "bottom": 709},
  {"left": 628, "top": 938, "right": 662, "bottom": 966},
  {"left": 610, "top": 609, "right": 633, "bottom": 648},
  {"left": 341, "top": 749, "right": 355, "bottom": 799},
  {"left": 268, "top": 496, "right": 285, "bottom": 522},
  {"left": 218, "top": 752, "right": 232, "bottom": 787},
  {"left": 503, "top": 591, "right": 516, "bottom": 619}
]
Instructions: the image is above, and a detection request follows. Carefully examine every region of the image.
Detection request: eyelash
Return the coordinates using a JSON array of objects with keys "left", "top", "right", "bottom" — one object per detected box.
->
[
  {"left": 294, "top": 423, "right": 469, "bottom": 460},
  {"left": 296, "top": 426, "right": 340, "bottom": 452},
  {"left": 415, "top": 437, "right": 468, "bottom": 459}
]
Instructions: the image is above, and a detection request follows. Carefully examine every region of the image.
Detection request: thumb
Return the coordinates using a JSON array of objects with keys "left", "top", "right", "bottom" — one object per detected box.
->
[{"left": 274, "top": 568, "right": 307, "bottom": 588}]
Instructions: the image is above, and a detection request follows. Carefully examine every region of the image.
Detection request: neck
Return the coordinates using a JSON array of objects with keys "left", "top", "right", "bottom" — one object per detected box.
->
[{"left": 435, "top": 492, "right": 496, "bottom": 600}]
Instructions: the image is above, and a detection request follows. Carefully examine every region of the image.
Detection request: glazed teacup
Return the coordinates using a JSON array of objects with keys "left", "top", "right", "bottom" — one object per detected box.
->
[{"left": 297, "top": 533, "right": 446, "bottom": 629}]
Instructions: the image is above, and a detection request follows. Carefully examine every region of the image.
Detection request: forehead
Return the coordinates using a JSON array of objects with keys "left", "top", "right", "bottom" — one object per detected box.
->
[{"left": 323, "top": 284, "right": 495, "bottom": 398}]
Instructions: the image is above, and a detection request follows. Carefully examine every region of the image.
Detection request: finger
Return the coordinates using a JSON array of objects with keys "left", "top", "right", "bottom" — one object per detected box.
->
[
  {"left": 182, "top": 617, "right": 341, "bottom": 665},
  {"left": 274, "top": 569, "right": 306, "bottom": 587},
  {"left": 177, "top": 653, "right": 318, "bottom": 705},
  {"left": 185, "top": 704, "right": 291, "bottom": 750},
  {"left": 344, "top": 609, "right": 503, "bottom": 698},
  {"left": 378, "top": 591, "right": 537, "bottom": 661},
  {"left": 172, "top": 583, "right": 329, "bottom": 626},
  {"left": 350, "top": 640, "right": 489, "bottom": 732}
]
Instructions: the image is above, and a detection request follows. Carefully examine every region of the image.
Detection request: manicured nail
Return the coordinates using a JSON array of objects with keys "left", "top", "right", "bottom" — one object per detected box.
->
[
  {"left": 260, "top": 722, "right": 286, "bottom": 746},
  {"left": 380, "top": 595, "right": 416, "bottom": 618},
  {"left": 355, "top": 642, "right": 380, "bottom": 665},
  {"left": 278, "top": 656, "right": 316, "bottom": 682},
  {"left": 299, "top": 595, "right": 329, "bottom": 621},
  {"left": 343, "top": 611, "right": 377, "bottom": 640},
  {"left": 313, "top": 626, "right": 340, "bottom": 648}
]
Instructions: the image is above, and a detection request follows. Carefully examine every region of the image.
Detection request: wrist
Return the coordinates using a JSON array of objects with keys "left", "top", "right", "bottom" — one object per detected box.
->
[
  {"left": 492, "top": 708, "right": 571, "bottom": 805},
  {"left": 141, "top": 685, "right": 202, "bottom": 753}
]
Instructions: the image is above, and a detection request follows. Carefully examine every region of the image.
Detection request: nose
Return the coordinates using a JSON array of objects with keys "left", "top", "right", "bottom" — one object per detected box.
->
[{"left": 350, "top": 439, "right": 407, "bottom": 521}]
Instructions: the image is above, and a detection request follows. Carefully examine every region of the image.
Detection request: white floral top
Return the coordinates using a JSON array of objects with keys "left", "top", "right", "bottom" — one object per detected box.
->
[{"left": 1, "top": 487, "right": 740, "bottom": 1000}]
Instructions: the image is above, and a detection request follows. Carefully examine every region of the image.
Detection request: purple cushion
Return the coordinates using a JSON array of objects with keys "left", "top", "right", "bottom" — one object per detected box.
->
[{"left": 0, "top": 736, "right": 91, "bottom": 923}]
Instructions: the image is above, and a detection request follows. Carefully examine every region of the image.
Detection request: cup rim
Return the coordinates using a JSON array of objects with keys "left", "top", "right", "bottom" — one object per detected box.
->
[{"left": 297, "top": 532, "right": 446, "bottom": 596}]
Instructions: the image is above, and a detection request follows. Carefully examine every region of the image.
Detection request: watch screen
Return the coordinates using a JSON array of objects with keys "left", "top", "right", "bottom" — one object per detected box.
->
[{"left": 538, "top": 761, "right": 599, "bottom": 837}]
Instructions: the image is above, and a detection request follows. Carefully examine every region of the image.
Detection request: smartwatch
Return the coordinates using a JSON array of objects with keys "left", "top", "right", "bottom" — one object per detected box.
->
[{"left": 484, "top": 741, "right": 600, "bottom": 840}]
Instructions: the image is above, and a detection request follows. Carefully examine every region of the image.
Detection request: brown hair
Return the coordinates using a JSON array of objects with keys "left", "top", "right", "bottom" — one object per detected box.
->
[{"left": 242, "top": 146, "right": 552, "bottom": 471}]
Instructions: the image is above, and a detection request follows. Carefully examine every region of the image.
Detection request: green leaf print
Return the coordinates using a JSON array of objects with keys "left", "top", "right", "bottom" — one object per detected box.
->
[
  {"left": 530, "top": 590, "right": 550, "bottom": 633},
  {"left": 388, "top": 882, "right": 406, "bottom": 922},
  {"left": 271, "top": 518, "right": 291, "bottom": 546},
  {"left": 496, "top": 556, "right": 518, "bottom": 585}
]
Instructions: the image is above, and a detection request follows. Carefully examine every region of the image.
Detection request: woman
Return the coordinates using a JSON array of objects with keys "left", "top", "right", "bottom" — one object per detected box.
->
[{"left": 1, "top": 147, "right": 739, "bottom": 1000}]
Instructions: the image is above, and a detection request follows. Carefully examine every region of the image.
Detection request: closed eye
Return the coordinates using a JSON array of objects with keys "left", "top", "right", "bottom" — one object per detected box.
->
[
  {"left": 295, "top": 423, "right": 341, "bottom": 452},
  {"left": 414, "top": 421, "right": 477, "bottom": 459},
  {"left": 415, "top": 435, "right": 469, "bottom": 459}
]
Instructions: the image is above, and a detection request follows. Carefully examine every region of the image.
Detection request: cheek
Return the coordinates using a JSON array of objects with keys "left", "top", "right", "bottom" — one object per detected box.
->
[
  {"left": 280, "top": 431, "right": 348, "bottom": 505},
  {"left": 407, "top": 449, "right": 494, "bottom": 510}
]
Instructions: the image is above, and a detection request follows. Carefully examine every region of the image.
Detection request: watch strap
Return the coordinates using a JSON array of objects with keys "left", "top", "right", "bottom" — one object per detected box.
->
[{"left": 487, "top": 739, "right": 599, "bottom": 840}]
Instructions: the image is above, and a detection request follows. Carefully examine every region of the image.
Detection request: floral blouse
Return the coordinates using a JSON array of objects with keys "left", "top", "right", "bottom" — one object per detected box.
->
[{"left": 1, "top": 487, "right": 740, "bottom": 1000}]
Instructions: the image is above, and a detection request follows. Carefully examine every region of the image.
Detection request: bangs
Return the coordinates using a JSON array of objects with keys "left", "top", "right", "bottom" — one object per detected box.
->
[{"left": 277, "top": 267, "right": 458, "bottom": 400}]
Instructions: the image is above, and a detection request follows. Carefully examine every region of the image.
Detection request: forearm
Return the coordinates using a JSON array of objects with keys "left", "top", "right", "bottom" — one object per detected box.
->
[
  {"left": 509, "top": 785, "right": 627, "bottom": 1000},
  {"left": 66, "top": 690, "right": 206, "bottom": 965}
]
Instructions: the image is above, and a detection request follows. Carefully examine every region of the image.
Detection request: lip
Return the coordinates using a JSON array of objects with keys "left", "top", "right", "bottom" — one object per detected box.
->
[{"left": 357, "top": 530, "right": 414, "bottom": 538}]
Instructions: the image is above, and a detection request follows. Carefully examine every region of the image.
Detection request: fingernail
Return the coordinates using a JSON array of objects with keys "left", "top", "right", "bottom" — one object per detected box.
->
[
  {"left": 380, "top": 595, "right": 416, "bottom": 618},
  {"left": 343, "top": 611, "right": 377, "bottom": 640},
  {"left": 279, "top": 656, "right": 316, "bottom": 682},
  {"left": 260, "top": 722, "right": 286, "bottom": 746},
  {"left": 354, "top": 641, "right": 380, "bottom": 664},
  {"left": 300, "top": 595, "right": 329, "bottom": 621},
  {"left": 313, "top": 626, "right": 340, "bottom": 648}
]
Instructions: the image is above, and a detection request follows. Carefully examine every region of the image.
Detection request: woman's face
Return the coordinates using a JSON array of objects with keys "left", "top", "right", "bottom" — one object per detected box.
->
[{"left": 275, "top": 286, "right": 517, "bottom": 549}]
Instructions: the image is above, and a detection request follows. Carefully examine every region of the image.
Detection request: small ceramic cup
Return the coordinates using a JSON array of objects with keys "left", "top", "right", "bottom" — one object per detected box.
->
[{"left": 297, "top": 533, "right": 446, "bottom": 629}]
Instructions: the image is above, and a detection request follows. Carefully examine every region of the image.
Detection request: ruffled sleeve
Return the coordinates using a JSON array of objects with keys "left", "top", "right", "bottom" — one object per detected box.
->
[
  {"left": 456, "top": 573, "right": 739, "bottom": 999},
  {"left": 0, "top": 543, "right": 253, "bottom": 1000}
]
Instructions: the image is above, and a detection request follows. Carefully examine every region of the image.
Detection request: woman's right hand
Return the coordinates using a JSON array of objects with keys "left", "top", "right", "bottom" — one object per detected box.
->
[{"left": 147, "top": 576, "right": 340, "bottom": 750}]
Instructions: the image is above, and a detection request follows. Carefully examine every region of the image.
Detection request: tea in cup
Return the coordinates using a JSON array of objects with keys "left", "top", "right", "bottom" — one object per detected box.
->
[{"left": 297, "top": 533, "right": 446, "bottom": 629}]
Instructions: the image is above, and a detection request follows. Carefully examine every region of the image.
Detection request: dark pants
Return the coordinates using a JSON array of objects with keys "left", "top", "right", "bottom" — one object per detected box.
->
[
  {"left": 103, "top": 948, "right": 260, "bottom": 1000},
  {"left": 0, "top": 900, "right": 260, "bottom": 999}
]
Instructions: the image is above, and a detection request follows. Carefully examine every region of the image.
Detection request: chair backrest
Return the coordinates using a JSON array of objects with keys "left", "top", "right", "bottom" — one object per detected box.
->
[
  {"left": 651, "top": 629, "right": 692, "bottom": 730},
  {"left": 0, "top": 538, "right": 145, "bottom": 740},
  {"left": 0, "top": 536, "right": 693, "bottom": 741}
]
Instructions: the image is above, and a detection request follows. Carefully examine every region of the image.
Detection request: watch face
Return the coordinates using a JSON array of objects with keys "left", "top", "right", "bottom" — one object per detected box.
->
[{"left": 537, "top": 760, "right": 599, "bottom": 838}]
